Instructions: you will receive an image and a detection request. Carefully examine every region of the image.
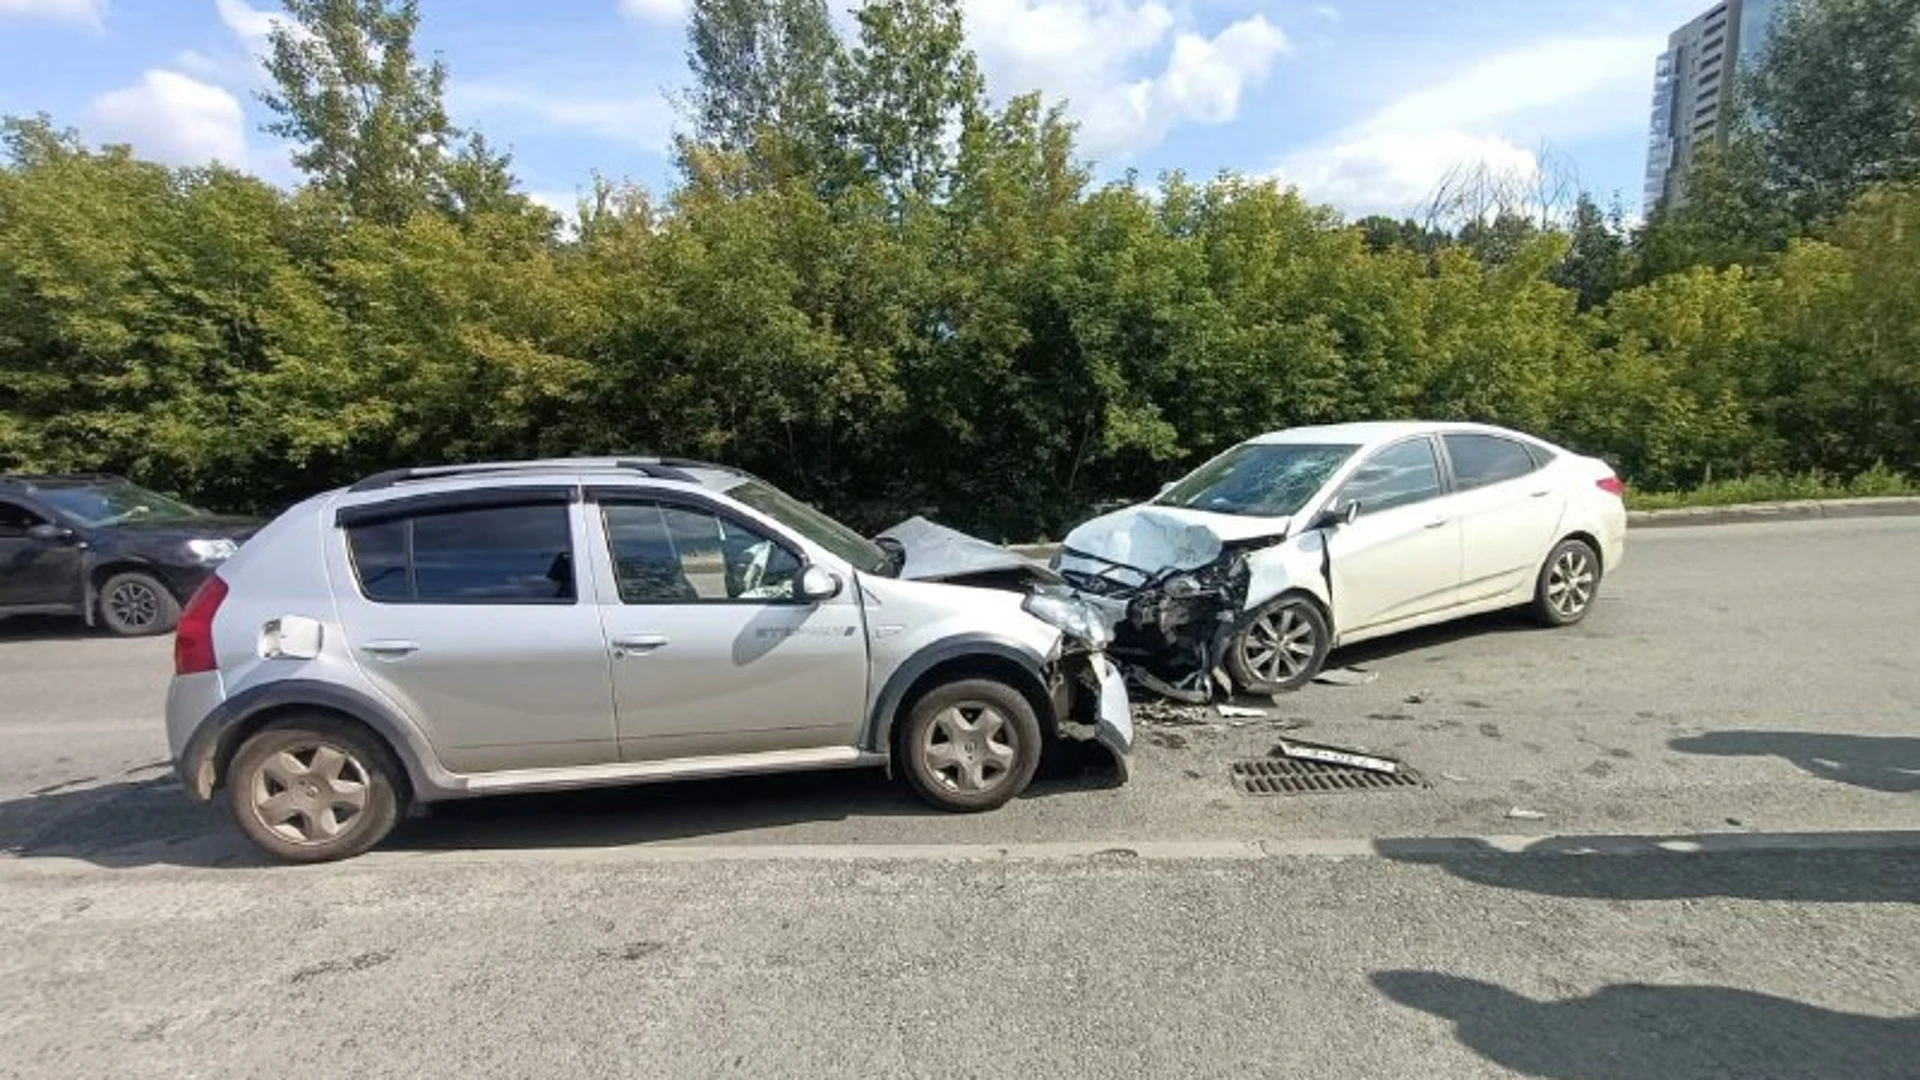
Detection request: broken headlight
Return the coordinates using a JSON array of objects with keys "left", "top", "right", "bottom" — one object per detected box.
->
[{"left": 1023, "top": 587, "right": 1113, "bottom": 648}]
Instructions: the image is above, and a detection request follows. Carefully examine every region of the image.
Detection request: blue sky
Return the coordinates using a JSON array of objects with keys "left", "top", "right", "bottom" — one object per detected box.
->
[{"left": 0, "top": 0, "right": 1717, "bottom": 221}]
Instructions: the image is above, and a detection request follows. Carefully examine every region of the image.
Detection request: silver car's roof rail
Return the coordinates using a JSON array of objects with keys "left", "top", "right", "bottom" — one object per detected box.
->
[{"left": 346, "top": 457, "right": 738, "bottom": 493}]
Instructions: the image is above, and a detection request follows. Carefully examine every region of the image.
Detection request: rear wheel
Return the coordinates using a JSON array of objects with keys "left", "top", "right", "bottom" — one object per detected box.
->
[
  {"left": 1225, "top": 595, "right": 1331, "bottom": 694},
  {"left": 226, "top": 718, "right": 402, "bottom": 862},
  {"left": 1532, "top": 538, "right": 1601, "bottom": 626},
  {"left": 97, "top": 571, "right": 180, "bottom": 636},
  {"left": 898, "top": 678, "right": 1042, "bottom": 812}
]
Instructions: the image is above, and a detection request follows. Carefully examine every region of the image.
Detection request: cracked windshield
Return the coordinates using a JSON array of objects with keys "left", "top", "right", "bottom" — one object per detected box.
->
[{"left": 1, "top": 0, "right": 1916, "bottom": 1077}]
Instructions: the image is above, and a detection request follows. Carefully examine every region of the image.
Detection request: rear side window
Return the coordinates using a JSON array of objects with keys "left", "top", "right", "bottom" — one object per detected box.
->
[
  {"left": 1444, "top": 434, "right": 1540, "bottom": 491},
  {"left": 345, "top": 504, "right": 575, "bottom": 603}
]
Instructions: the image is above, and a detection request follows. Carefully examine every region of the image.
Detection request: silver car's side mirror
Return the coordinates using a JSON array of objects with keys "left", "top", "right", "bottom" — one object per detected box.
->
[{"left": 799, "top": 565, "right": 843, "bottom": 602}]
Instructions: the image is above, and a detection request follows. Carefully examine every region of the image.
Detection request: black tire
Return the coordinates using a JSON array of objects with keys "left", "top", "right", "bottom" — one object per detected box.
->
[
  {"left": 226, "top": 717, "right": 403, "bottom": 863},
  {"left": 897, "top": 678, "right": 1043, "bottom": 812},
  {"left": 96, "top": 571, "right": 181, "bottom": 636},
  {"left": 1225, "top": 594, "right": 1331, "bottom": 695},
  {"left": 1532, "top": 537, "right": 1602, "bottom": 627}
]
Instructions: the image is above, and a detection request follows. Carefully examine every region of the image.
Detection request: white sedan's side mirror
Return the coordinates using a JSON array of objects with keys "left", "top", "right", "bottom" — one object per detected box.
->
[{"left": 799, "top": 565, "right": 843, "bottom": 602}]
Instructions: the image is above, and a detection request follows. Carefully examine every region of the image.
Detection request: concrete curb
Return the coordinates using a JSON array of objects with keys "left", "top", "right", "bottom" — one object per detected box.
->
[
  {"left": 1008, "top": 496, "right": 1920, "bottom": 557},
  {"left": 1625, "top": 495, "right": 1920, "bottom": 529}
]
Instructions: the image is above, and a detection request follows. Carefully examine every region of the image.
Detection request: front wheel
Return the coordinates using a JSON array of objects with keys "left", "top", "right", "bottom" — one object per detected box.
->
[
  {"left": 898, "top": 679, "right": 1042, "bottom": 812},
  {"left": 1532, "top": 538, "right": 1602, "bottom": 626},
  {"left": 1225, "top": 595, "right": 1331, "bottom": 694},
  {"left": 226, "top": 718, "right": 402, "bottom": 862},
  {"left": 97, "top": 571, "right": 180, "bottom": 636}
]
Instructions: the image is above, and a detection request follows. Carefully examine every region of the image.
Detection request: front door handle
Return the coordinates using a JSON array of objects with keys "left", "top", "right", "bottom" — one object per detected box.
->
[
  {"left": 1424, "top": 517, "right": 1450, "bottom": 530},
  {"left": 1530, "top": 489, "right": 1552, "bottom": 498},
  {"left": 611, "top": 632, "right": 670, "bottom": 655},
  {"left": 361, "top": 639, "right": 419, "bottom": 658}
]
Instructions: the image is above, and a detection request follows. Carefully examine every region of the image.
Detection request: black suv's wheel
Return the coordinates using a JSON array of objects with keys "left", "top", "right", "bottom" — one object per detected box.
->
[
  {"left": 97, "top": 571, "right": 180, "bottom": 636},
  {"left": 227, "top": 718, "right": 402, "bottom": 862},
  {"left": 1225, "top": 594, "right": 1331, "bottom": 694},
  {"left": 1532, "top": 537, "right": 1602, "bottom": 627},
  {"left": 898, "top": 678, "right": 1042, "bottom": 812}
]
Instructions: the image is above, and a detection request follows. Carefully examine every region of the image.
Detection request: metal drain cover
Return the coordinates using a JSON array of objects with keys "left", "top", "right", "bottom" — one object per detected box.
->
[{"left": 1230, "top": 757, "right": 1425, "bottom": 796}]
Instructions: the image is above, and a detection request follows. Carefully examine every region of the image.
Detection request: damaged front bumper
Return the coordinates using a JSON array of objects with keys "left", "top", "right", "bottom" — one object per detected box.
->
[
  {"left": 1050, "top": 645, "right": 1135, "bottom": 781},
  {"left": 1056, "top": 547, "right": 1252, "bottom": 701}
]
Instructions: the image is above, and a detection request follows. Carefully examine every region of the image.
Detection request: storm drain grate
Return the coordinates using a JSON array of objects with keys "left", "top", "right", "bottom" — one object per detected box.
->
[{"left": 1229, "top": 757, "right": 1425, "bottom": 796}]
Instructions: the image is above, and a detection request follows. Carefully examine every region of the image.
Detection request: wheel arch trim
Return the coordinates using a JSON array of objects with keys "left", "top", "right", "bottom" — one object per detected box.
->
[
  {"left": 862, "top": 635, "right": 1052, "bottom": 756},
  {"left": 177, "top": 678, "right": 459, "bottom": 802}
]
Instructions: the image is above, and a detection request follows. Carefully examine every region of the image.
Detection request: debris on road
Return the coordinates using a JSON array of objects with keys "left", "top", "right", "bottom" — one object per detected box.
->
[
  {"left": 1403, "top": 692, "right": 1427, "bottom": 705},
  {"left": 1270, "top": 737, "right": 1401, "bottom": 775},
  {"left": 1440, "top": 772, "right": 1470, "bottom": 783},
  {"left": 1313, "top": 667, "right": 1378, "bottom": 687},
  {"left": 1506, "top": 807, "right": 1548, "bottom": 821},
  {"left": 1215, "top": 704, "right": 1269, "bottom": 719},
  {"left": 1135, "top": 699, "right": 1213, "bottom": 726}
]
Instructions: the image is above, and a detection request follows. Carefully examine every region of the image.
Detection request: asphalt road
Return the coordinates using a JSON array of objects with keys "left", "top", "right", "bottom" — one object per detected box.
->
[{"left": 2, "top": 517, "right": 1916, "bottom": 1078}]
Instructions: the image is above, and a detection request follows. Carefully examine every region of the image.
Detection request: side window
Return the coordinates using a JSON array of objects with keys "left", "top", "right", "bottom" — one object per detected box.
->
[
  {"left": 0, "top": 500, "right": 48, "bottom": 538},
  {"left": 345, "top": 503, "right": 575, "bottom": 603},
  {"left": 601, "top": 502, "right": 802, "bottom": 603},
  {"left": 1444, "top": 434, "right": 1540, "bottom": 491},
  {"left": 1337, "top": 438, "right": 1444, "bottom": 514}
]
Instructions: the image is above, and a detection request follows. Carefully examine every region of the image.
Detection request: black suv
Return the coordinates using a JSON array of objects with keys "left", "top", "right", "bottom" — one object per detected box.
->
[{"left": 0, "top": 475, "right": 259, "bottom": 636}]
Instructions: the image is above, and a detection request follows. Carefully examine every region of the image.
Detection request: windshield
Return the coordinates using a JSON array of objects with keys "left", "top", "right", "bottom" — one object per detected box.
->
[
  {"left": 36, "top": 480, "right": 208, "bottom": 527},
  {"left": 725, "top": 479, "right": 893, "bottom": 575},
  {"left": 1155, "top": 443, "right": 1358, "bottom": 517}
]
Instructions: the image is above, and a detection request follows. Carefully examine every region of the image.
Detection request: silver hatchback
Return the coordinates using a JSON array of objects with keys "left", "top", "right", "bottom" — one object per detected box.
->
[{"left": 166, "top": 459, "right": 1131, "bottom": 861}]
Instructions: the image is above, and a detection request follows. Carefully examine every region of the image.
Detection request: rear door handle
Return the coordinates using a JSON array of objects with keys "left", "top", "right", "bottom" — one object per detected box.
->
[
  {"left": 361, "top": 639, "right": 419, "bottom": 658},
  {"left": 1530, "top": 489, "right": 1552, "bottom": 498},
  {"left": 611, "top": 633, "right": 670, "bottom": 655},
  {"left": 1424, "top": 517, "right": 1450, "bottom": 530}
]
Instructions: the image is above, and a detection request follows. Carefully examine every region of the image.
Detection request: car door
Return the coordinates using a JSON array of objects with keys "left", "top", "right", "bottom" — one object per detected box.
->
[
  {"left": 1323, "top": 436, "right": 1464, "bottom": 634},
  {"left": 328, "top": 488, "right": 620, "bottom": 773},
  {"left": 0, "top": 498, "right": 84, "bottom": 609},
  {"left": 585, "top": 491, "right": 869, "bottom": 762},
  {"left": 1441, "top": 433, "right": 1567, "bottom": 603}
]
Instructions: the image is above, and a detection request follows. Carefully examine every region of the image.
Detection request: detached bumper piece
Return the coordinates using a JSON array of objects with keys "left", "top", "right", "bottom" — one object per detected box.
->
[{"left": 1050, "top": 648, "right": 1134, "bottom": 783}]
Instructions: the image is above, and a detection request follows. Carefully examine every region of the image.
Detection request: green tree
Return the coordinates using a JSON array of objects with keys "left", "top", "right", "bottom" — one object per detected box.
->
[
  {"left": 1551, "top": 194, "right": 1628, "bottom": 310},
  {"left": 835, "top": 0, "right": 983, "bottom": 205},
  {"left": 261, "top": 0, "right": 457, "bottom": 224},
  {"left": 681, "top": 0, "right": 843, "bottom": 184},
  {"left": 1748, "top": 0, "right": 1920, "bottom": 224}
]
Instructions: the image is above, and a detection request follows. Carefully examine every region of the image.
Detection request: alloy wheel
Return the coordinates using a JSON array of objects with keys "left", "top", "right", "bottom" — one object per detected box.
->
[
  {"left": 248, "top": 742, "right": 372, "bottom": 845},
  {"left": 107, "top": 580, "right": 161, "bottom": 630},
  {"left": 1546, "top": 549, "right": 1597, "bottom": 619},
  {"left": 1240, "top": 605, "right": 1319, "bottom": 684},
  {"left": 920, "top": 702, "right": 1018, "bottom": 794}
]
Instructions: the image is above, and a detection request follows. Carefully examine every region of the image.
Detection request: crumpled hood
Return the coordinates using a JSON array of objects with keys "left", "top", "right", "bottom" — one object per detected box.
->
[
  {"left": 1060, "top": 505, "right": 1290, "bottom": 573},
  {"left": 878, "top": 516, "right": 1063, "bottom": 584}
]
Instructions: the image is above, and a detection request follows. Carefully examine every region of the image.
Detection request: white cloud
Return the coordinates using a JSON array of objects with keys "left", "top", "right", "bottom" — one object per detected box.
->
[
  {"left": 1277, "top": 130, "right": 1539, "bottom": 219},
  {"left": 0, "top": 0, "right": 101, "bottom": 25},
  {"left": 962, "top": 2, "right": 1290, "bottom": 160},
  {"left": 618, "top": 0, "right": 687, "bottom": 23},
  {"left": 87, "top": 69, "right": 249, "bottom": 167},
  {"left": 1310, "top": 4, "right": 1338, "bottom": 21},
  {"left": 1273, "top": 30, "right": 1667, "bottom": 217},
  {"left": 215, "top": 0, "right": 280, "bottom": 42},
  {"left": 452, "top": 81, "right": 676, "bottom": 152}
]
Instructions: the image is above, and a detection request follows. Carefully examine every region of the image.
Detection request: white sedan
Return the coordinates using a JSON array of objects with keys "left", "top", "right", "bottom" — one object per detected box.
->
[{"left": 1055, "top": 421, "right": 1627, "bottom": 696}]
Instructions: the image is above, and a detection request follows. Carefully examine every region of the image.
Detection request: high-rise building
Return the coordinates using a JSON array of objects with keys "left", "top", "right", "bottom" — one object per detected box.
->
[{"left": 1642, "top": 0, "right": 1783, "bottom": 213}]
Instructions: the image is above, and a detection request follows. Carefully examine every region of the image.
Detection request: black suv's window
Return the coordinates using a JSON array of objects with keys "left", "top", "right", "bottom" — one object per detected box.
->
[
  {"left": 0, "top": 500, "right": 48, "bottom": 538},
  {"left": 33, "top": 480, "right": 204, "bottom": 526},
  {"left": 346, "top": 504, "right": 575, "bottom": 603},
  {"left": 1337, "top": 438, "right": 1444, "bottom": 514},
  {"left": 601, "top": 501, "right": 801, "bottom": 603},
  {"left": 1444, "top": 434, "right": 1540, "bottom": 491}
]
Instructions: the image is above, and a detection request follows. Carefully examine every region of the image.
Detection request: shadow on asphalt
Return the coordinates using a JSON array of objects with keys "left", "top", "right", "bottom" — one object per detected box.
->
[
  {"left": 0, "top": 614, "right": 100, "bottom": 642},
  {"left": 1669, "top": 730, "right": 1920, "bottom": 793},
  {"left": 1374, "top": 832, "right": 1920, "bottom": 903},
  {"left": 1325, "top": 608, "right": 1545, "bottom": 668},
  {"left": 1371, "top": 971, "right": 1920, "bottom": 1080},
  {"left": 0, "top": 743, "right": 1121, "bottom": 869}
]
